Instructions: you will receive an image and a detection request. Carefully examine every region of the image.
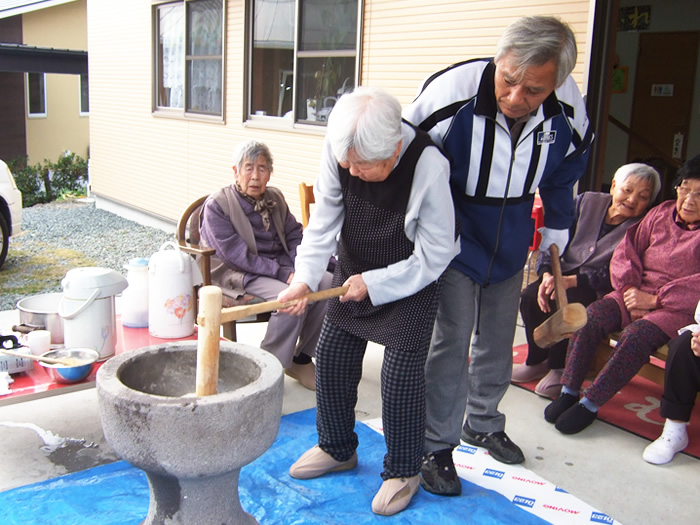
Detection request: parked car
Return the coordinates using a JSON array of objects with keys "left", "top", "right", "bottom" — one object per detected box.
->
[{"left": 0, "top": 159, "right": 22, "bottom": 269}]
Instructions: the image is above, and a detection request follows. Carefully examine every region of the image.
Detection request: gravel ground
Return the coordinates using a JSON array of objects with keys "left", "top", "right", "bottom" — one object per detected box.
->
[{"left": 0, "top": 199, "right": 175, "bottom": 311}]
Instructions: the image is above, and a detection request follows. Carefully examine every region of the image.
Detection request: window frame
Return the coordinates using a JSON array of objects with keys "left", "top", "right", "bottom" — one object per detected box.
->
[
  {"left": 79, "top": 73, "right": 89, "bottom": 116},
  {"left": 152, "top": 0, "right": 226, "bottom": 121},
  {"left": 26, "top": 72, "right": 47, "bottom": 118},
  {"left": 246, "top": 0, "right": 363, "bottom": 129}
]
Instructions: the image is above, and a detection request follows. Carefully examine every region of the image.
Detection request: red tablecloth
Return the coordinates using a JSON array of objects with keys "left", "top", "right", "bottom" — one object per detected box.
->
[{"left": 0, "top": 319, "right": 198, "bottom": 405}]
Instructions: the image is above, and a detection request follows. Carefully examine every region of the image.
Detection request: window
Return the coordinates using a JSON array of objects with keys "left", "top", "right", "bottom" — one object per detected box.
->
[
  {"left": 154, "top": 0, "right": 224, "bottom": 117},
  {"left": 249, "top": 0, "right": 359, "bottom": 124},
  {"left": 79, "top": 73, "right": 89, "bottom": 115},
  {"left": 27, "top": 72, "right": 47, "bottom": 117}
]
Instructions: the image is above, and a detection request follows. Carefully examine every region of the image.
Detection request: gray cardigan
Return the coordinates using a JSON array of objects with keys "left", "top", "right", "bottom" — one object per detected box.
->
[
  {"left": 537, "top": 192, "right": 643, "bottom": 297},
  {"left": 201, "top": 185, "right": 294, "bottom": 298}
]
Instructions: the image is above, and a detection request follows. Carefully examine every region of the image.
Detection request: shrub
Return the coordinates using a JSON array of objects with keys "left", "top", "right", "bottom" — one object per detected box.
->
[
  {"left": 7, "top": 152, "right": 88, "bottom": 207},
  {"left": 8, "top": 156, "right": 45, "bottom": 207},
  {"left": 51, "top": 152, "right": 88, "bottom": 195}
]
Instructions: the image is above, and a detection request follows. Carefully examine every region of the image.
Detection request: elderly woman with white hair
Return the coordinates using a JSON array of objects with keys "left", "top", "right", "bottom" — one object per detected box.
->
[
  {"left": 278, "top": 86, "right": 459, "bottom": 516},
  {"left": 513, "top": 162, "right": 661, "bottom": 397},
  {"left": 199, "top": 140, "right": 334, "bottom": 390}
]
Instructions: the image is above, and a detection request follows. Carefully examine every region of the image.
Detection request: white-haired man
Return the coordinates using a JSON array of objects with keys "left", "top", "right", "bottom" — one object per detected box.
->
[{"left": 404, "top": 15, "right": 594, "bottom": 495}]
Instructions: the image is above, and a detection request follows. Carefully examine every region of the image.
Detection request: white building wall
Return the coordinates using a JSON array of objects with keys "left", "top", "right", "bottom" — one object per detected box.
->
[{"left": 87, "top": 0, "right": 592, "bottom": 223}]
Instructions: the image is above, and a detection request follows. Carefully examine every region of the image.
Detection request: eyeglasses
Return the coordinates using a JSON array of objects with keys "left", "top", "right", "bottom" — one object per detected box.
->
[{"left": 676, "top": 185, "right": 700, "bottom": 202}]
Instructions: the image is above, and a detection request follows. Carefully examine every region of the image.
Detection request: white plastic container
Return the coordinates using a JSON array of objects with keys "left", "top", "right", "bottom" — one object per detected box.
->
[
  {"left": 121, "top": 258, "right": 149, "bottom": 328},
  {"left": 148, "top": 242, "right": 203, "bottom": 338},
  {"left": 59, "top": 267, "right": 128, "bottom": 360},
  {"left": 26, "top": 330, "right": 51, "bottom": 355}
]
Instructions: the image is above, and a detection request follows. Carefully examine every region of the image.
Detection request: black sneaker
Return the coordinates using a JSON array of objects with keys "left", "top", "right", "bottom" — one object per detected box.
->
[
  {"left": 544, "top": 392, "right": 579, "bottom": 423},
  {"left": 461, "top": 425, "right": 525, "bottom": 465},
  {"left": 419, "top": 448, "right": 461, "bottom": 496},
  {"left": 554, "top": 403, "right": 597, "bottom": 434}
]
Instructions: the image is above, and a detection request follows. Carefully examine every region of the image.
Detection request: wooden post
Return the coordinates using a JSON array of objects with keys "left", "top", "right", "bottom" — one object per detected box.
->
[{"left": 196, "top": 285, "right": 222, "bottom": 396}]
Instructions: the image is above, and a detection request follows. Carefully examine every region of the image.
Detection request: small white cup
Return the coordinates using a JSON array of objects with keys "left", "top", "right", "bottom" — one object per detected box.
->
[{"left": 27, "top": 330, "right": 51, "bottom": 356}]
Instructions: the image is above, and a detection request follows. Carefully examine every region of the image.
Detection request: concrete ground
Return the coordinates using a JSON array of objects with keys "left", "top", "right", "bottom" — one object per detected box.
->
[{"left": 0, "top": 308, "right": 697, "bottom": 525}]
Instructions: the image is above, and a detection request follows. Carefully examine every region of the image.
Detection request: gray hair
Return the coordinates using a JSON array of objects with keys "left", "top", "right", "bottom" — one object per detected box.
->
[
  {"left": 613, "top": 162, "right": 662, "bottom": 202},
  {"left": 232, "top": 140, "right": 273, "bottom": 172},
  {"left": 326, "top": 86, "right": 402, "bottom": 163},
  {"left": 495, "top": 16, "right": 577, "bottom": 88}
]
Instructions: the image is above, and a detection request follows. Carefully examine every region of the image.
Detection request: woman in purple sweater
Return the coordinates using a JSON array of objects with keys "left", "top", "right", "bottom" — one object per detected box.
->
[
  {"left": 199, "top": 140, "right": 334, "bottom": 390},
  {"left": 544, "top": 154, "right": 700, "bottom": 434}
]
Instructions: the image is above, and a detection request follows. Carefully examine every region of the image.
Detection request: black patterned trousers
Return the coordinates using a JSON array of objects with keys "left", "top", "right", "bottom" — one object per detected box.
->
[{"left": 315, "top": 318, "right": 429, "bottom": 480}]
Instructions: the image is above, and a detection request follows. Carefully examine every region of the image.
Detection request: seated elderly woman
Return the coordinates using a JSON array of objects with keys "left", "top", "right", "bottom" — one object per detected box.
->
[
  {"left": 544, "top": 154, "right": 700, "bottom": 434},
  {"left": 199, "top": 140, "right": 333, "bottom": 390},
  {"left": 513, "top": 163, "right": 661, "bottom": 398},
  {"left": 644, "top": 299, "right": 700, "bottom": 465}
]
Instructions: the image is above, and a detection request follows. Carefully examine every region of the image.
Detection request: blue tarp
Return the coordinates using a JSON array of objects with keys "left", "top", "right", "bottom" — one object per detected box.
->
[{"left": 0, "top": 409, "right": 548, "bottom": 524}]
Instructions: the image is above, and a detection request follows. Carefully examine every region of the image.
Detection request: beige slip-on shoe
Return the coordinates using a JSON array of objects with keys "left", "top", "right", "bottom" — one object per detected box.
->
[
  {"left": 289, "top": 445, "right": 358, "bottom": 479},
  {"left": 534, "top": 368, "right": 564, "bottom": 398},
  {"left": 284, "top": 361, "right": 316, "bottom": 390},
  {"left": 371, "top": 475, "right": 420, "bottom": 516},
  {"left": 511, "top": 361, "right": 549, "bottom": 383}
]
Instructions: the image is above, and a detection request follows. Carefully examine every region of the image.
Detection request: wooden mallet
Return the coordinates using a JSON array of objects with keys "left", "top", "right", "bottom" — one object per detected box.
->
[
  {"left": 195, "top": 284, "right": 349, "bottom": 396},
  {"left": 532, "top": 244, "right": 587, "bottom": 348}
]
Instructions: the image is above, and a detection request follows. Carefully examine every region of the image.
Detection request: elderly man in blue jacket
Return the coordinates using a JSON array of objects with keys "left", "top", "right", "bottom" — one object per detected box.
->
[{"left": 404, "top": 15, "right": 593, "bottom": 496}]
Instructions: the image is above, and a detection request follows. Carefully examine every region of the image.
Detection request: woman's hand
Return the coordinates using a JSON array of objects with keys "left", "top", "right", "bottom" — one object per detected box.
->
[
  {"left": 629, "top": 308, "right": 650, "bottom": 322},
  {"left": 277, "top": 282, "right": 311, "bottom": 316},
  {"left": 691, "top": 330, "right": 700, "bottom": 358},
  {"left": 537, "top": 273, "right": 577, "bottom": 312},
  {"left": 537, "top": 273, "right": 555, "bottom": 312},
  {"left": 339, "top": 274, "right": 368, "bottom": 303},
  {"left": 623, "top": 287, "right": 658, "bottom": 312}
]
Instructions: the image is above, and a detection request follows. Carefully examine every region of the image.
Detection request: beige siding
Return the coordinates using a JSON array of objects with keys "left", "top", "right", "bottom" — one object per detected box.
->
[
  {"left": 87, "top": 0, "right": 592, "bottom": 223},
  {"left": 362, "top": 0, "right": 592, "bottom": 100},
  {"left": 23, "top": 0, "right": 89, "bottom": 165}
]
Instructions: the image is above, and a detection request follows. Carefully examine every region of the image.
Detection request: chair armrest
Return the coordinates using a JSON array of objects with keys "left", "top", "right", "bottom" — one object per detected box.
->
[
  {"left": 177, "top": 240, "right": 215, "bottom": 258},
  {"left": 177, "top": 240, "right": 215, "bottom": 286}
]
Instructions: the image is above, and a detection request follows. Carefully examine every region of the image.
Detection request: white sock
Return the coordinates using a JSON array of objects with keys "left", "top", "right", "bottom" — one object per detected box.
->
[{"left": 663, "top": 419, "right": 688, "bottom": 436}]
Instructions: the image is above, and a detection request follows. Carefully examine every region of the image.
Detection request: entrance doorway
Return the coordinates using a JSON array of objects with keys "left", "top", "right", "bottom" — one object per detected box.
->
[{"left": 628, "top": 31, "right": 698, "bottom": 199}]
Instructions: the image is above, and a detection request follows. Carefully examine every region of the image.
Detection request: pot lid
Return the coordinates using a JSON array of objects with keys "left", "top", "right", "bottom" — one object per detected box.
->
[
  {"left": 125, "top": 257, "right": 149, "bottom": 270},
  {"left": 61, "top": 267, "right": 128, "bottom": 299}
]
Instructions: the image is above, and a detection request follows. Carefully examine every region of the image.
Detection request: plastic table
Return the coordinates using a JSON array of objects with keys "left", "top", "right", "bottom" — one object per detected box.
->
[{"left": 0, "top": 318, "right": 198, "bottom": 406}]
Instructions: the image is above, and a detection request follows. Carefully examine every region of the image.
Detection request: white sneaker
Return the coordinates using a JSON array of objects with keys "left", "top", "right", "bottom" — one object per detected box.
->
[{"left": 643, "top": 429, "right": 689, "bottom": 465}]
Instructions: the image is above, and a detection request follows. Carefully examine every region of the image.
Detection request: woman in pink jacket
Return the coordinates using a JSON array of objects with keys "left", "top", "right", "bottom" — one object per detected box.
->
[{"left": 544, "top": 154, "right": 700, "bottom": 434}]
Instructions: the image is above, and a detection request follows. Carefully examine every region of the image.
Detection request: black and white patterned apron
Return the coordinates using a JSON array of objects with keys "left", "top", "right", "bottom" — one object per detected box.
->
[{"left": 326, "top": 127, "right": 442, "bottom": 351}]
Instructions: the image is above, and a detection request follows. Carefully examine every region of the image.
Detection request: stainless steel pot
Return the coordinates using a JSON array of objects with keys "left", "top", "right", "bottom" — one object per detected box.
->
[{"left": 15, "top": 293, "right": 65, "bottom": 344}]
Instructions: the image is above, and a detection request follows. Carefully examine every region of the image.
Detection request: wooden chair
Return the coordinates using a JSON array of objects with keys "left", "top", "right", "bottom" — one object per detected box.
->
[
  {"left": 298, "top": 182, "right": 315, "bottom": 228},
  {"left": 593, "top": 335, "right": 668, "bottom": 386},
  {"left": 593, "top": 334, "right": 700, "bottom": 402},
  {"left": 524, "top": 196, "right": 544, "bottom": 286},
  {"left": 176, "top": 194, "right": 270, "bottom": 341}
]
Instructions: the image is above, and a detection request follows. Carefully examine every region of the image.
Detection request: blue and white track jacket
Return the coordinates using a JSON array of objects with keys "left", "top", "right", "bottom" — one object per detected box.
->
[{"left": 404, "top": 58, "right": 593, "bottom": 286}]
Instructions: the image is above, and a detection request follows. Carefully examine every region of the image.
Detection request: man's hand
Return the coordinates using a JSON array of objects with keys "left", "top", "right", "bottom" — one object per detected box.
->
[
  {"left": 277, "top": 282, "right": 311, "bottom": 316},
  {"left": 538, "top": 227, "right": 569, "bottom": 254},
  {"left": 339, "top": 274, "right": 368, "bottom": 303}
]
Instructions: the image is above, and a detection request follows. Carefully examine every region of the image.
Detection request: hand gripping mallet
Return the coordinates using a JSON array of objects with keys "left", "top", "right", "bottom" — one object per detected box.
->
[
  {"left": 532, "top": 244, "right": 587, "bottom": 348},
  {"left": 195, "top": 285, "right": 349, "bottom": 396}
]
